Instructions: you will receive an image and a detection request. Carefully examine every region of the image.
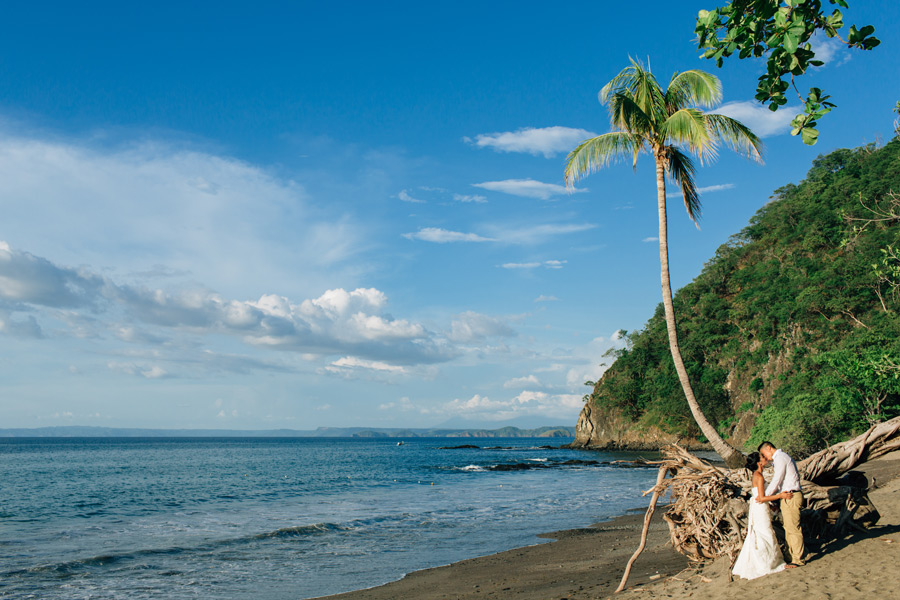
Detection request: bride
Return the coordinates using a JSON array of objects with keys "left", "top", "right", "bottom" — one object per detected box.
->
[{"left": 732, "top": 451, "right": 794, "bottom": 580}]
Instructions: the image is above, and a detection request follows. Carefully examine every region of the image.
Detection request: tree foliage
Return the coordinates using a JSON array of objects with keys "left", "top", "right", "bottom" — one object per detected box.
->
[
  {"left": 589, "top": 138, "right": 900, "bottom": 457},
  {"left": 695, "top": 1, "right": 880, "bottom": 145}
]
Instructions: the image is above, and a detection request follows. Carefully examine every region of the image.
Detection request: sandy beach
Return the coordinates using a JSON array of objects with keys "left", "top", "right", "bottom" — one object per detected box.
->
[{"left": 315, "top": 452, "right": 900, "bottom": 600}]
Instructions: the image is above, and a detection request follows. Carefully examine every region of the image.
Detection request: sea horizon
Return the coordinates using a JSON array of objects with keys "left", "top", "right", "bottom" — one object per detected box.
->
[{"left": 0, "top": 423, "right": 578, "bottom": 438}]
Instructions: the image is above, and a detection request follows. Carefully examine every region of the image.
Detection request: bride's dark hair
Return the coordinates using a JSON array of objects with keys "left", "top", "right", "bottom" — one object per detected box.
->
[{"left": 745, "top": 452, "right": 761, "bottom": 472}]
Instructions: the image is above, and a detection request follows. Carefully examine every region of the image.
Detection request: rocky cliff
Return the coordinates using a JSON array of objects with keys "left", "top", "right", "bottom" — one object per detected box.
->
[{"left": 570, "top": 396, "right": 710, "bottom": 450}]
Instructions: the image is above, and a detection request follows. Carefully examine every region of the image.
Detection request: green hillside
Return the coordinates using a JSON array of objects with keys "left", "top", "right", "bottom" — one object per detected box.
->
[{"left": 585, "top": 138, "right": 900, "bottom": 456}]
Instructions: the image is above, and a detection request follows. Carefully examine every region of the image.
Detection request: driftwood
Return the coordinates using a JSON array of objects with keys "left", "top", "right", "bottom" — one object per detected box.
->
[
  {"left": 614, "top": 465, "right": 669, "bottom": 593},
  {"left": 651, "top": 446, "right": 746, "bottom": 562},
  {"left": 613, "top": 448, "right": 741, "bottom": 592},
  {"left": 799, "top": 415, "right": 900, "bottom": 483},
  {"left": 646, "top": 450, "right": 886, "bottom": 564},
  {"left": 615, "top": 418, "right": 900, "bottom": 591}
]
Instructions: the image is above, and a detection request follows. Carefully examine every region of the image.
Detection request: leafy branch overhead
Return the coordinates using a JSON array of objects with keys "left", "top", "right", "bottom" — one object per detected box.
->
[{"left": 696, "top": 0, "right": 880, "bottom": 145}]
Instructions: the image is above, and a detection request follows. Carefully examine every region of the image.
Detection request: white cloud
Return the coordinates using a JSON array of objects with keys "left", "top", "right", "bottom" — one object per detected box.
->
[
  {"left": 378, "top": 396, "right": 422, "bottom": 412},
  {"left": 667, "top": 183, "right": 735, "bottom": 198},
  {"left": 0, "top": 132, "right": 363, "bottom": 300},
  {"left": 448, "top": 311, "right": 516, "bottom": 343},
  {"left": 398, "top": 189, "right": 426, "bottom": 203},
  {"left": 453, "top": 193, "right": 487, "bottom": 203},
  {"left": 0, "top": 309, "right": 43, "bottom": 338},
  {"left": 142, "top": 366, "right": 168, "bottom": 379},
  {"left": 465, "top": 126, "right": 597, "bottom": 158},
  {"left": 472, "top": 179, "right": 586, "bottom": 200},
  {"left": 503, "top": 374, "right": 541, "bottom": 389},
  {"left": 716, "top": 101, "right": 801, "bottom": 137},
  {"left": 492, "top": 223, "right": 595, "bottom": 245},
  {"left": 533, "top": 295, "right": 559, "bottom": 302},
  {"left": 444, "top": 393, "right": 499, "bottom": 412},
  {"left": 246, "top": 288, "right": 445, "bottom": 362},
  {"left": 327, "top": 356, "right": 408, "bottom": 373},
  {"left": 500, "top": 260, "right": 567, "bottom": 270},
  {"left": 809, "top": 35, "right": 850, "bottom": 67},
  {"left": 698, "top": 183, "right": 736, "bottom": 194},
  {"left": 405, "top": 224, "right": 593, "bottom": 246},
  {"left": 114, "top": 326, "right": 168, "bottom": 345},
  {"left": 554, "top": 394, "right": 585, "bottom": 409},
  {"left": 402, "top": 228, "right": 495, "bottom": 243},
  {"left": 441, "top": 391, "right": 583, "bottom": 421},
  {"left": 563, "top": 334, "right": 626, "bottom": 388},
  {"left": 196, "top": 350, "right": 292, "bottom": 375},
  {"left": 0, "top": 243, "right": 107, "bottom": 308},
  {"left": 106, "top": 361, "right": 169, "bottom": 379},
  {"left": 0, "top": 242, "right": 457, "bottom": 366},
  {"left": 642, "top": 236, "right": 659, "bottom": 243}
]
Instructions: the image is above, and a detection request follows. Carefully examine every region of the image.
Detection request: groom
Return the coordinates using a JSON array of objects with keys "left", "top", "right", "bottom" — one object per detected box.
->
[{"left": 758, "top": 441, "right": 805, "bottom": 567}]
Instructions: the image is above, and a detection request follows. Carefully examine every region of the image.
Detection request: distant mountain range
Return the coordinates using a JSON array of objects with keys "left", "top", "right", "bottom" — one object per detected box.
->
[{"left": 0, "top": 425, "right": 576, "bottom": 438}]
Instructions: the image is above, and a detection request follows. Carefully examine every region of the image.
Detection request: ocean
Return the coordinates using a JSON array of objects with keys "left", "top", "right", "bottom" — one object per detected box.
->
[{"left": 0, "top": 437, "right": 660, "bottom": 599}]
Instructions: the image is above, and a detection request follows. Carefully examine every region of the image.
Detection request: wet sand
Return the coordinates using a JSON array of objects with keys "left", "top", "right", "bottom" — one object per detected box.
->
[{"left": 313, "top": 452, "right": 900, "bottom": 600}]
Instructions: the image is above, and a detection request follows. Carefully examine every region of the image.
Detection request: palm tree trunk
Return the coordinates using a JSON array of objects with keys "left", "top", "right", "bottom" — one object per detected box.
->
[{"left": 654, "top": 156, "right": 744, "bottom": 468}]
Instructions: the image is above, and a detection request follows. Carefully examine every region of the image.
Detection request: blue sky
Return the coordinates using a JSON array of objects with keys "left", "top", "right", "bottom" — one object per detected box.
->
[{"left": 1, "top": 1, "right": 898, "bottom": 430}]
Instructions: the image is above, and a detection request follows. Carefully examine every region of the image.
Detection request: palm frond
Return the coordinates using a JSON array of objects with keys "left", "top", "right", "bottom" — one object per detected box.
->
[
  {"left": 665, "top": 147, "right": 701, "bottom": 224},
  {"left": 600, "top": 58, "right": 665, "bottom": 123},
  {"left": 665, "top": 70, "right": 722, "bottom": 111},
  {"left": 599, "top": 58, "right": 643, "bottom": 104},
  {"left": 599, "top": 65, "right": 636, "bottom": 105},
  {"left": 705, "top": 114, "right": 764, "bottom": 162},
  {"left": 608, "top": 91, "right": 653, "bottom": 134},
  {"left": 564, "top": 132, "right": 640, "bottom": 186},
  {"left": 660, "top": 108, "right": 717, "bottom": 163},
  {"left": 631, "top": 65, "right": 665, "bottom": 120}
]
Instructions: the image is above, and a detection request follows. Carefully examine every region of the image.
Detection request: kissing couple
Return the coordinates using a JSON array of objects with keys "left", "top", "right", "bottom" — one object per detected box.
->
[{"left": 732, "top": 441, "right": 805, "bottom": 580}]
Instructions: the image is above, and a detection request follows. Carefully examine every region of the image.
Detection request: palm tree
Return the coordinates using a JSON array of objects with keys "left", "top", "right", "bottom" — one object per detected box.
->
[{"left": 565, "top": 59, "right": 762, "bottom": 468}]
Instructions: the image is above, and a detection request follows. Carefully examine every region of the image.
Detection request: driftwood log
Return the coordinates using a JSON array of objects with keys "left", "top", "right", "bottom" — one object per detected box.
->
[
  {"left": 799, "top": 415, "right": 900, "bottom": 482},
  {"left": 652, "top": 445, "right": 746, "bottom": 561},
  {"left": 614, "top": 465, "right": 670, "bottom": 593},
  {"left": 614, "top": 415, "right": 900, "bottom": 592}
]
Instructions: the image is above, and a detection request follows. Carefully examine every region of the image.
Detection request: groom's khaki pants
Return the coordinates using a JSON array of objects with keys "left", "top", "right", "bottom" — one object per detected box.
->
[{"left": 780, "top": 491, "right": 805, "bottom": 564}]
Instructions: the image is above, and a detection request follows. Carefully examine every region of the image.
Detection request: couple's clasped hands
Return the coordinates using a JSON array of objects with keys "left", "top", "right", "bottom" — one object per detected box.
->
[{"left": 755, "top": 490, "right": 792, "bottom": 504}]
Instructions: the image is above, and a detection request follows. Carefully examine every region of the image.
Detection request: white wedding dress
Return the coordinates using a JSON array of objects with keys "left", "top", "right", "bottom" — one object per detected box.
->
[{"left": 732, "top": 488, "right": 786, "bottom": 580}]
